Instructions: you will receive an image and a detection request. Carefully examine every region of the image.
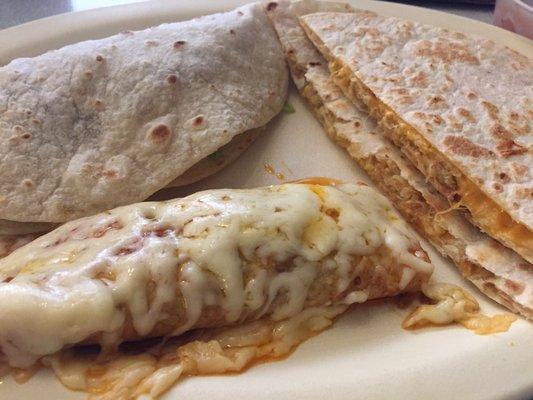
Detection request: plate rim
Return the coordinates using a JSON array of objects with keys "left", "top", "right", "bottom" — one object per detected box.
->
[{"left": 0, "top": 1, "right": 531, "bottom": 400}]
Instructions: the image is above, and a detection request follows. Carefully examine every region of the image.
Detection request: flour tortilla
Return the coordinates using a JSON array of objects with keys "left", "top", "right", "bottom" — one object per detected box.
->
[
  {"left": 299, "top": 11, "right": 532, "bottom": 263},
  {"left": 0, "top": 219, "right": 55, "bottom": 235},
  {"left": 0, "top": 234, "right": 39, "bottom": 259},
  {"left": 0, "top": 3, "right": 288, "bottom": 223},
  {"left": 166, "top": 128, "right": 262, "bottom": 188},
  {"left": 266, "top": 0, "right": 532, "bottom": 318}
]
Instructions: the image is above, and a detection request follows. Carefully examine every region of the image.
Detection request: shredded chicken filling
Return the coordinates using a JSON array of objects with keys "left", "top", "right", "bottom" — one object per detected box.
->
[{"left": 299, "top": 78, "right": 531, "bottom": 319}]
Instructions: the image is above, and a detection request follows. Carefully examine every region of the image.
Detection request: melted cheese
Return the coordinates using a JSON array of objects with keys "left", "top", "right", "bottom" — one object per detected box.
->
[
  {"left": 403, "top": 283, "right": 516, "bottom": 334},
  {"left": 0, "top": 183, "right": 433, "bottom": 368},
  {"left": 48, "top": 305, "right": 348, "bottom": 400}
]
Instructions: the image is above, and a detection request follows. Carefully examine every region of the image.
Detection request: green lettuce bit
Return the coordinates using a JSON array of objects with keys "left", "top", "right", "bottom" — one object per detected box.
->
[
  {"left": 209, "top": 149, "right": 224, "bottom": 161},
  {"left": 283, "top": 102, "right": 295, "bottom": 114}
]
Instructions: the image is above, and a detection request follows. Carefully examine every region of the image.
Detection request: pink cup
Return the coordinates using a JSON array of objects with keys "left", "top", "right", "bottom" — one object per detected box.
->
[{"left": 493, "top": 0, "right": 533, "bottom": 39}]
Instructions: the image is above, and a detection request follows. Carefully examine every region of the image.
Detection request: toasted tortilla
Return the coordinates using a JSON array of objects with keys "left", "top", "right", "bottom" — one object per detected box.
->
[
  {"left": 0, "top": 3, "right": 288, "bottom": 223},
  {"left": 0, "top": 219, "right": 55, "bottom": 235},
  {"left": 266, "top": 0, "right": 532, "bottom": 319},
  {"left": 299, "top": 11, "right": 533, "bottom": 263},
  {"left": 165, "top": 128, "right": 262, "bottom": 188}
]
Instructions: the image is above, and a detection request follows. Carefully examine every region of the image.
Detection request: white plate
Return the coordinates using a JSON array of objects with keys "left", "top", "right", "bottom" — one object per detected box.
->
[{"left": 0, "top": 1, "right": 532, "bottom": 399}]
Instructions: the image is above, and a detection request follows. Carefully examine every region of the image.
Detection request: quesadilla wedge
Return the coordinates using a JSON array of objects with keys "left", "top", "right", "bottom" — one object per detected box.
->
[
  {"left": 299, "top": 11, "right": 533, "bottom": 263},
  {"left": 265, "top": 0, "right": 532, "bottom": 319},
  {"left": 0, "top": 182, "right": 434, "bottom": 368},
  {"left": 0, "top": 3, "right": 288, "bottom": 223}
]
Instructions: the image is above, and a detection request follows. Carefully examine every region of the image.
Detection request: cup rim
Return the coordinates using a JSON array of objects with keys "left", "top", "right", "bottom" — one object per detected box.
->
[{"left": 514, "top": 0, "right": 533, "bottom": 13}]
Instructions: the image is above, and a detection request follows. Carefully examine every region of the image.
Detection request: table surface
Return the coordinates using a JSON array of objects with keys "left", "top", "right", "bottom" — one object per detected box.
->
[{"left": 1, "top": 0, "right": 495, "bottom": 31}]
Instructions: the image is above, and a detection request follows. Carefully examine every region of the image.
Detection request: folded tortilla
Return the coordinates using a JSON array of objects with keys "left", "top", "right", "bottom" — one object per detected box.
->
[
  {"left": 0, "top": 3, "right": 288, "bottom": 223},
  {"left": 0, "top": 129, "right": 261, "bottom": 235},
  {"left": 265, "top": 0, "right": 532, "bottom": 319},
  {"left": 0, "top": 234, "right": 38, "bottom": 259},
  {"left": 165, "top": 128, "right": 262, "bottom": 188},
  {"left": 0, "top": 219, "right": 55, "bottom": 235},
  {"left": 0, "top": 182, "right": 433, "bottom": 367},
  {"left": 299, "top": 10, "right": 532, "bottom": 264}
]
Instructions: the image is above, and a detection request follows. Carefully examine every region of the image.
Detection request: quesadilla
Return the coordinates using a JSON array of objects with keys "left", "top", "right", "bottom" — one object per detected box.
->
[
  {"left": 0, "top": 3, "right": 288, "bottom": 223},
  {"left": 0, "top": 182, "right": 434, "bottom": 368},
  {"left": 265, "top": 0, "right": 532, "bottom": 319},
  {"left": 299, "top": 11, "right": 532, "bottom": 264}
]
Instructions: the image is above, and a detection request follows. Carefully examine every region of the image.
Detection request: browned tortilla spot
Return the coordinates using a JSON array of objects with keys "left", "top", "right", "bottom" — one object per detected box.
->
[
  {"left": 511, "top": 163, "right": 528, "bottom": 177},
  {"left": 148, "top": 124, "right": 172, "bottom": 143},
  {"left": 496, "top": 139, "right": 527, "bottom": 158},
  {"left": 432, "top": 115, "right": 444, "bottom": 125},
  {"left": 491, "top": 123, "right": 512, "bottom": 140},
  {"left": 457, "top": 107, "right": 475, "bottom": 122},
  {"left": 412, "top": 39, "right": 480, "bottom": 65},
  {"left": 22, "top": 179, "right": 34, "bottom": 188},
  {"left": 193, "top": 116, "right": 204, "bottom": 126},
  {"left": 173, "top": 40, "right": 186, "bottom": 49},
  {"left": 103, "top": 170, "right": 118, "bottom": 180},
  {"left": 495, "top": 172, "right": 510, "bottom": 183},
  {"left": 515, "top": 187, "right": 533, "bottom": 200},
  {"left": 505, "top": 279, "right": 524, "bottom": 294},
  {"left": 94, "top": 100, "right": 105, "bottom": 111},
  {"left": 481, "top": 100, "right": 499, "bottom": 119},
  {"left": 266, "top": 2, "right": 278, "bottom": 12},
  {"left": 409, "top": 71, "right": 428, "bottom": 87},
  {"left": 509, "top": 111, "right": 519, "bottom": 121},
  {"left": 426, "top": 95, "right": 446, "bottom": 108},
  {"left": 443, "top": 135, "right": 492, "bottom": 158}
]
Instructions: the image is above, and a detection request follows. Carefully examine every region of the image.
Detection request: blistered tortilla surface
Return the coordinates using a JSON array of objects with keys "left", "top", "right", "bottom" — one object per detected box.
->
[
  {"left": 299, "top": 11, "right": 532, "bottom": 230},
  {"left": 0, "top": 3, "right": 288, "bottom": 222}
]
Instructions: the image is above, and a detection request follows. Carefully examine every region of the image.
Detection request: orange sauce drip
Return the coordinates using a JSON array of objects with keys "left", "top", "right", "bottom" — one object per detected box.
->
[
  {"left": 291, "top": 177, "right": 345, "bottom": 186},
  {"left": 263, "top": 163, "right": 275, "bottom": 175},
  {"left": 263, "top": 164, "right": 286, "bottom": 181}
]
